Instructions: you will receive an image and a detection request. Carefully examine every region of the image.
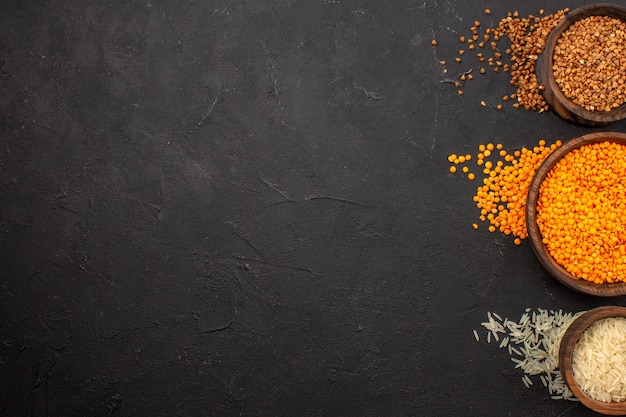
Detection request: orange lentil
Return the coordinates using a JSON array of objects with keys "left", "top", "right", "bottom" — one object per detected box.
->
[
  {"left": 447, "top": 138, "right": 562, "bottom": 243},
  {"left": 536, "top": 141, "right": 626, "bottom": 284},
  {"left": 450, "top": 166, "right": 457, "bottom": 173}
]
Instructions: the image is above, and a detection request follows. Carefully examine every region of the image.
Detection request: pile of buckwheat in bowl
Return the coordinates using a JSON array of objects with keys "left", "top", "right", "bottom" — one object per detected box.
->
[
  {"left": 538, "top": 4, "right": 626, "bottom": 125},
  {"left": 552, "top": 14, "right": 626, "bottom": 112}
]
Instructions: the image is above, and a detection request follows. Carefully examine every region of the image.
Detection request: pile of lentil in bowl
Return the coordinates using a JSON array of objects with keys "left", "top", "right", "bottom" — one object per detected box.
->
[{"left": 536, "top": 140, "right": 626, "bottom": 284}]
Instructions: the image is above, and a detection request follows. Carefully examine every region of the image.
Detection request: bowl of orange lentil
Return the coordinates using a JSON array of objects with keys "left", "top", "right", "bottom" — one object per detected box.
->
[
  {"left": 536, "top": 3, "right": 626, "bottom": 126},
  {"left": 526, "top": 132, "right": 626, "bottom": 296}
]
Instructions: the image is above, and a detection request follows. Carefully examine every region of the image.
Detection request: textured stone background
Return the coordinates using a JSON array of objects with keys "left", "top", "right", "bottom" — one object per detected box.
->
[{"left": 1, "top": 1, "right": 624, "bottom": 415}]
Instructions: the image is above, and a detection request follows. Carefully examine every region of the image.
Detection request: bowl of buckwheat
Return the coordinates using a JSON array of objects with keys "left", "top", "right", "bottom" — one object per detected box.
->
[{"left": 536, "top": 3, "right": 626, "bottom": 126}]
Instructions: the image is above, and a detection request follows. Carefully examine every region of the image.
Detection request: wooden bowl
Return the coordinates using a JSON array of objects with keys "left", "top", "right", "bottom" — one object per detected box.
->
[
  {"left": 536, "top": 3, "right": 626, "bottom": 126},
  {"left": 559, "top": 306, "right": 626, "bottom": 415},
  {"left": 526, "top": 132, "right": 626, "bottom": 296}
]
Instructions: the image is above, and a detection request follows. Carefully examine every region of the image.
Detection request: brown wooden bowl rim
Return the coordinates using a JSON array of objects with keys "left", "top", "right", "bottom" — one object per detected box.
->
[
  {"left": 559, "top": 306, "right": 626, "bottom": 415},
  {"left": 526, "top": 132, "right": 626, "bottom": 297},
  {"left": 540, "top": 3, "right": 626, "bottom": 123}
]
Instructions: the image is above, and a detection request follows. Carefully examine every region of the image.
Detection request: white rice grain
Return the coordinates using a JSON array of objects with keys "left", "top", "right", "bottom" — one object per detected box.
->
[
  {"left": 572, "top": 317, "right": 626, "bottom": 403},
  {"left": 478, "top": 308, "right": 585, "bottom": 401},
  {"left": 499, "top": 336, "right": 509, "bottom": 348}
]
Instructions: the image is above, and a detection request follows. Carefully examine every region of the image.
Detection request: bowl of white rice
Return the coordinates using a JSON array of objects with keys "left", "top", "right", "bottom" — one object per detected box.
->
[{"left": 559, "top": 306, "right": 626, "bottom": 415}]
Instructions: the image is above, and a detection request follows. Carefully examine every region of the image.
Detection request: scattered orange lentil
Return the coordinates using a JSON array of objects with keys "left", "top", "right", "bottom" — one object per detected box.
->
[
  {"left": 449, "top": 166, "right": 457, "bottom": 173},
  {"left": 536, "top": 141, "right": 626, "bottom": 284},
  {"left": 448, "top": 138, "right": 563, "bottom": 243}
]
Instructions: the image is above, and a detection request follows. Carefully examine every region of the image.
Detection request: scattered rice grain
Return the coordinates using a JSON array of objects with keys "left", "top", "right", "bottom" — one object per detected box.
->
[{"left": 476, "top": 308, "right": 585, "bottom": 401}]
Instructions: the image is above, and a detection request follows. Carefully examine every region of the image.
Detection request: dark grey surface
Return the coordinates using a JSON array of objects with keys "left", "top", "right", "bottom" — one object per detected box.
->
[{"left": 1, "top": 1, "right": 625, "bottom": 416}]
